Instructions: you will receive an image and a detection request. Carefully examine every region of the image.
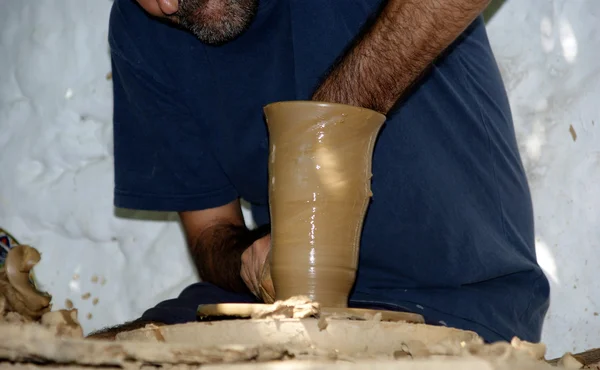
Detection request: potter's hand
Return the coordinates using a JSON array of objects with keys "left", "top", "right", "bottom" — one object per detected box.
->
[{"left": 241, "top": 234, "right": 275, "bottom": 303}]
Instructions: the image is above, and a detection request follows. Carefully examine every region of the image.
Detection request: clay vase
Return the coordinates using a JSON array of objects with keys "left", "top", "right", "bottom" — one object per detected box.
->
[{"left": 263, "top": 101, "right": 386, "bottom": 308}]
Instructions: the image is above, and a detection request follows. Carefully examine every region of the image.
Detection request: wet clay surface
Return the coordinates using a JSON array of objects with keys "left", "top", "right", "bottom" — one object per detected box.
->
[
  {"left": 0, "top": 245, "right": 51, "bottom": 320},
  {"left": 264, "top": 101, "right": 386, "bottom": 307}
]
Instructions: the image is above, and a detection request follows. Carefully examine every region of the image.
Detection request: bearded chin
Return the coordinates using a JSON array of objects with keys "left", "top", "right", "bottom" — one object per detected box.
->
[{"left": 175, "top": 0, "right": 259, "bottom": 46}]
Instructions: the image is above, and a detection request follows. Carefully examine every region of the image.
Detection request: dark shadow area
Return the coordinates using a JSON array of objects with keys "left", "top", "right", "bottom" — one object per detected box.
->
[{"left": 113, "top": 207, "right": 175, "bottom": 222}]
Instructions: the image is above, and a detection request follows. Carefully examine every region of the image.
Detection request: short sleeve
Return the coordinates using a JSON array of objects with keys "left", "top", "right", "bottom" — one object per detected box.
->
[{"left": 110, "top": 50, "right": 238, "bottom": 212}]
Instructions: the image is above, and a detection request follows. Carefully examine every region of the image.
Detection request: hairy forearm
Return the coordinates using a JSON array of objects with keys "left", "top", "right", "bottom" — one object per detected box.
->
[
  {"left": 189, "top": 223, "right": 270, "bottom": 294},
  {"left": 312, "top": 0, "right": 491, "bottom": 113}
]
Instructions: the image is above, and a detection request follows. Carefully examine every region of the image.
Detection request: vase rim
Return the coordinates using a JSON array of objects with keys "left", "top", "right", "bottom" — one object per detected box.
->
[{"left": 263, "top": 100, "right": 386, "bottom": 120}]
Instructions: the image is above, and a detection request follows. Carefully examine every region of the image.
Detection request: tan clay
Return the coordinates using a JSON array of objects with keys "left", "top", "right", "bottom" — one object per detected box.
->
[
  {"left": 263, "top": 101, "right": 386, "bottom": 307},
  {"left": 41, "top": 309, "right": 84, "bottom": 338},
  {"left": 117, "top": 317, "right": 481, "bottom": 358},
  {"left": 556, "top": 353, "right": 583, "bottom": 369},
  {"left": 510, "top": 337, "right": 547, "bottom": 360},
  {"left": 0, "top": 245, "right": 51, "bottom": 320}
]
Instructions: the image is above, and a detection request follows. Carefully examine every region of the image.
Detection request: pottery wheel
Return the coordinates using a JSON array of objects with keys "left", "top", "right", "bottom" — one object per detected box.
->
[
  {"left": 321, "top": 306, "right": 425, "bottom": 323},
  {"left": 197, "top": 303, "right": 425, "bottom": 323}
]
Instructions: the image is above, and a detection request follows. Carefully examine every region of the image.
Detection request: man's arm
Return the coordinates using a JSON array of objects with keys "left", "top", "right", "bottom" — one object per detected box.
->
[
  {"left": 86, "top": 200, "right": 269, "bottom": 340},
  {"left": 312, "top": 0, "right": 491, "bottom": 114},
  {"left": 180, "top": 199, "right": 270, "bottom": 295},
  {"left": 180, "top": 199, "right": 251, "bottom": 294}
]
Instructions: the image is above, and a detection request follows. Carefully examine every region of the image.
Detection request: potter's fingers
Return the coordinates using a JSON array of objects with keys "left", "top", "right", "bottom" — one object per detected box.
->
[
  {"left": 259, "top": 284, "right": 275, "bottom": 304},
  {"left": 240, "top": 264, "right": 261, "bottom": 299},
  {"left": 246, "top": 278, "right": 262, "bottom": 300},
  {"left": 258, "top": 259, "right": 275, "bottom": 303},
  {"left": 259, "top": 280, "right": 275, "bottom": 304},
  {"left": 240, "top": 246, "right": 252, "bottom": 266},
  {"left": 240, "top": 265, "right": 252, "bottom": 290}
]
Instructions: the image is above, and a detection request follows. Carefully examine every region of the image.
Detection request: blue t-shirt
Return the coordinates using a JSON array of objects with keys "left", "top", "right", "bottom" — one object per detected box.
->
[{"left": 109, "top": 0, "right": 549, "bottom": 342}]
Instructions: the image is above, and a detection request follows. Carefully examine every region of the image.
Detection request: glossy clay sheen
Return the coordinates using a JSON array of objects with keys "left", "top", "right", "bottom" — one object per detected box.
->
[{"left": 264, "top": 101, "right": 386, "bottom": 307}]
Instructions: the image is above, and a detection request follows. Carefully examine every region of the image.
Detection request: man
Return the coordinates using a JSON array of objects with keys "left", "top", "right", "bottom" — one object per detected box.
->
[{"left": 90, "top": 0, "right": 550, "bottom": 341}]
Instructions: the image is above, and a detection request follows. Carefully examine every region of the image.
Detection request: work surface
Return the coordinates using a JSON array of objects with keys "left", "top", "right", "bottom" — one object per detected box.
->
[{"left": 2, "top": 317, "right": 599, "bottom": 370}]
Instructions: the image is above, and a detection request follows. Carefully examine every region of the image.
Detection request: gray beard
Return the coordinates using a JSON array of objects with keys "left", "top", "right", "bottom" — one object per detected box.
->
[{"left": 174, "top": 0, "right": 259, "bottom": 45}]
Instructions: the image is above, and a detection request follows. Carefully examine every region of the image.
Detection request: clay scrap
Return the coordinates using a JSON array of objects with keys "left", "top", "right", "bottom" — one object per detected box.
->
[
  {"left": 0, "top": 245, "right": 51, "bottom": 321},
  {"left": 0, "top": 244, "right": 83, "bottom": 339},
  {"left": 250, "top": 295, "right": 320, "bottom": 319}
]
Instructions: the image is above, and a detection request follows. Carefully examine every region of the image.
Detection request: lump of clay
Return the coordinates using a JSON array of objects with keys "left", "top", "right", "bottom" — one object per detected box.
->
[
  {"left": 0, "top": 244, "right": 84, "bottom": 338},
  {"left": 41, "top": 309, "right": 84, "bottom": 338},
  {"left": 557, "top": 353, "right": 584, "bottom": 369},
  {"left": 0, "top": 245, "right": 52, "bottom": 321},
  {"left": 510, "top": 336, "right": 547, "bottom": 360}
]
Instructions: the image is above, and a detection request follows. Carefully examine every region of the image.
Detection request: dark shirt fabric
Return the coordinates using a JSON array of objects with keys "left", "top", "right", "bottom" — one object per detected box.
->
[{"left": 109, "top": 0, "right": 549, "bottom": 342}]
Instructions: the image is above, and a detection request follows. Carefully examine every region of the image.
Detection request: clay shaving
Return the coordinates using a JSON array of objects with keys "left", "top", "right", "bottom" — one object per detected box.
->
[{"left": 251, "top": 295, "right": 320, "bottom": 319}]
